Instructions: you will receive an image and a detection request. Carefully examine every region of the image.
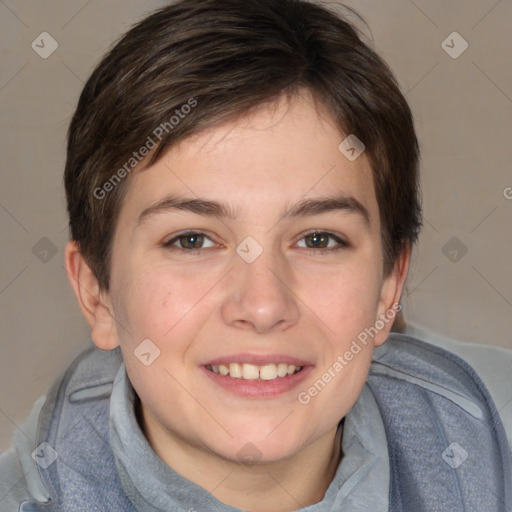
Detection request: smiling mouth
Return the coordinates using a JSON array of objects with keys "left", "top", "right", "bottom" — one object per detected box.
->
[{"left": 205, "top": 363, "right": 304, "bottom": 381}]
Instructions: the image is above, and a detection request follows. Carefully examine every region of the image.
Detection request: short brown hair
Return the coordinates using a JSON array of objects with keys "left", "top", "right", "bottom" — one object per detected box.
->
[{"left": 64, "top": 0, "right": 422, "bottom": 290}]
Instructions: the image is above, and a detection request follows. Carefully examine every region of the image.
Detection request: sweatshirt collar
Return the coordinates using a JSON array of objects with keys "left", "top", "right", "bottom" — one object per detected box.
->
[{"left": 109, "top": 363, "right": 389, "bottom": 512}]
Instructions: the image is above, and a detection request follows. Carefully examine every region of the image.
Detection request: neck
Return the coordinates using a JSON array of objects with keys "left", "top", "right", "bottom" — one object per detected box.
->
[{"left": 136, "top": 397, "right": 344, "bottom": 512}]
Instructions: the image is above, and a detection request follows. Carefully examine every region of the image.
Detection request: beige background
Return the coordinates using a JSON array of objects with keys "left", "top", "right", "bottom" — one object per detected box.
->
[{"left": 0, "top": 0, "right": 511, "bottom": 451}]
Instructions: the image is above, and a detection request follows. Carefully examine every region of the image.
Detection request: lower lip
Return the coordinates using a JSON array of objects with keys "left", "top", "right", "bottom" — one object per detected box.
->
[{"left": 200, "top": 365, "right": 314, "bottom": 398}]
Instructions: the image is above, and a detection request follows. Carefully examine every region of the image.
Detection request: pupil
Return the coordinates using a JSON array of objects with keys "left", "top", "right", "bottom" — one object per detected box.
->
[
  {"left": 308, "top": 232, "right": 326, "bottom": 248},
  {"left": 185, "top": 234, "right": 201, "bottom": 248}
]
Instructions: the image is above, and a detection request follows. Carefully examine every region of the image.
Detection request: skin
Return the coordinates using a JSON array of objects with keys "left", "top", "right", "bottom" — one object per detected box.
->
[{"left": 66, "top": 90, "right": 409, "bottom": 512}]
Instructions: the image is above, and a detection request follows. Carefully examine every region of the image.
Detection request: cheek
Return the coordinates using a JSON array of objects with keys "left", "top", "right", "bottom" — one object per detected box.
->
[
  {"left": 114, "top": 263, "right": 204, "bottom": 347},
  {"left": 147, "top": 285, "right": 193, "bottom": 340},
  {"left": 299, "top": 261, "right": 382, "bottom": 338},
  {"left": 115, "top": 268, "right": 204, "bottom": 399}
]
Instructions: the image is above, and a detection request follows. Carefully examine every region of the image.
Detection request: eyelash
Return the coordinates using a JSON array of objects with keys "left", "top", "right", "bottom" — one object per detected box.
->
[{"left": 162, "top": 229, "right": 349, "bottom": 256}]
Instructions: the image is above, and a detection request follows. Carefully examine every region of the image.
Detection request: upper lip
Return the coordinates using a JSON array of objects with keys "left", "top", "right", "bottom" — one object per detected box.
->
[{"left": 203, "top": 353, "right": 314, "bottom": 367}]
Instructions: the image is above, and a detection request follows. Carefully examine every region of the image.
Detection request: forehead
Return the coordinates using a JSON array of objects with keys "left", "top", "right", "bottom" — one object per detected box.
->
[{"left": 120, "top": 92, "right": 379, "bottom": 231}]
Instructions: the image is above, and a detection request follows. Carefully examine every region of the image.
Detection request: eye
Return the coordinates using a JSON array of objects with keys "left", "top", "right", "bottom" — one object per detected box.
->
[
  {"left": 297, "top": 230, "right": 349, "bottom": 254},
  {"left": 163, "top": 231, "right": 216, "bottom": 253},
  {"left": 162, "top": 230, "right": 349, "bottom": 255}
]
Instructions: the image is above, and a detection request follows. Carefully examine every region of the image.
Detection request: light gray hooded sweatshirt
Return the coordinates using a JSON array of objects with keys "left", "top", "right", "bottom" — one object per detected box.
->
[{"left": 1, "top": 325, "right": 512, "bottom": 511}]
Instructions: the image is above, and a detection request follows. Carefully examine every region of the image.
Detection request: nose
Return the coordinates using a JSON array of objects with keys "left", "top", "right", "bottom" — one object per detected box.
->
[{"left": 221, "top": 244, "right": 300, "bottom": 334}]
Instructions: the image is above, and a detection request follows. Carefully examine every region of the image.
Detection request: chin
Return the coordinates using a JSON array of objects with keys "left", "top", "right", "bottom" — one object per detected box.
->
[{"left": 215, "top": 431, "right": 304, "bottom": 466}]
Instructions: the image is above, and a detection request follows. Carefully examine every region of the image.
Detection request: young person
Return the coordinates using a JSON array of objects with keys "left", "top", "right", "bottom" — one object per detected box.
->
[{"left": 1, "top": 1, "right": 511, "bottom": 511}]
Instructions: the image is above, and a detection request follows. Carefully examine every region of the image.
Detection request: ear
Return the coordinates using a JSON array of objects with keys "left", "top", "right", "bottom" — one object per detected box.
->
[
  {"left": 64, "top": 241, "right": 120, "bottom": 350},
  {"left": 373, "top": 245, "right": 411, "bottom": 346}
]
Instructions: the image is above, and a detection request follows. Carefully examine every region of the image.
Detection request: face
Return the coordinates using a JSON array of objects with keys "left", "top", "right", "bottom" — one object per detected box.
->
[{"left": 103, "top": 91, "right": 405, "bottom": 465}]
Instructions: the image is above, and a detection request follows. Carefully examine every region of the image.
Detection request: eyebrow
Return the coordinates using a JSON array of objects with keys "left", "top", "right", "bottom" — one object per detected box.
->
[{"left": 137, "top": 194, "right": 371, "bottom": 228}]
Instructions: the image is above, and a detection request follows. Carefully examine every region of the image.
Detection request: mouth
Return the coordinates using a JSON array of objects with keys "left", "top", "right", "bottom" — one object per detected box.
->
[
  {"left": 201, "top": 357, "right": 313, "bottom": 398},
  {"left": 205, "top": 362, "right": 304, "bottom": 381}
]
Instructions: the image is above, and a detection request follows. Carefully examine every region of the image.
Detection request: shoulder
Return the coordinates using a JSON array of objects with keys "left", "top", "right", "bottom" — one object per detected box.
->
[
  {"left": 0, "top": 395, "right": 48, "bottom": 508},
  {"left": 392, "top": 323, "right": 512, "bottom": 451},
  {"left": 0, "top": 344, "right": 123, "bottom": 509}
]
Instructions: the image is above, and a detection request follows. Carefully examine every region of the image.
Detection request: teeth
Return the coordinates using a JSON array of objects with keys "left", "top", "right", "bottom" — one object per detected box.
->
[
  {"left": 209, "top": 363, "right": 302, "bottom": 380},
  {"left": 260, "top": 364, "right": 277, "bottom": 380},
  {"left": 229, "top": 363, "right": 243, "bottom": 379},
  {"left": 242, "top": 363, "right": 260, "bottom": 380},
  {"left": 277, "top": 363, "right": 288, "bottom": 377}
]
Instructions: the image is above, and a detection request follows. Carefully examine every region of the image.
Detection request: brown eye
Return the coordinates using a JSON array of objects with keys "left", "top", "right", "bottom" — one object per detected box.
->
[
  {"left": 304, "top": 232, "right": 330, "bottom": 249},
  {"left": 297, "top": 231, "right": 349, "bottom": 253},
  {"left": 163, "top": 231, "right": 215, "bottom": 252},
  {"left": 177, "top": 233, "right": 204, "bottom": 249}
]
